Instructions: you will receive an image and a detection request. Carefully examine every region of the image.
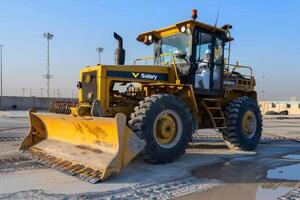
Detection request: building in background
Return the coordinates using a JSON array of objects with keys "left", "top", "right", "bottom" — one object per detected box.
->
[{"left": 259, "top": 97, "right": 300, "bottom": 115}]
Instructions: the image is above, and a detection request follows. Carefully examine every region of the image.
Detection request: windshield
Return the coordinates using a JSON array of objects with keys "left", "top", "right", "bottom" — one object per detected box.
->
[{"left": 155, "top": 33, "right": 191, "bottom": 64}]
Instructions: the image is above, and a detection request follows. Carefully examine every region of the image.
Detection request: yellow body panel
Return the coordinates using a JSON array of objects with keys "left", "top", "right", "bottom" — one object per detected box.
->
[
  {"left": 158, "top": 27, "right": 180, "bottom": 37},
  {"left": 136, "top": 19, "right": 231, "bottom": 43},
  {"left": 78, "top": 64, "right": 176, "bottom": 116}
]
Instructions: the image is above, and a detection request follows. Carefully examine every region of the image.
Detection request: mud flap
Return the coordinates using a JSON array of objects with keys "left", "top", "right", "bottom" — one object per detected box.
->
[{"left": 19, "top": 110, "right": 144, "bottom": 183}]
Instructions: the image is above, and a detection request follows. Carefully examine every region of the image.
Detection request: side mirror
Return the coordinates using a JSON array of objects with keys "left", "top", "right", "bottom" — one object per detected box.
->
[
  {"left": 174, "top": 50, "right": 187, "bottom": 59},
  {"left": 222, "top": 24, "right": 233, "bottom": 31}
]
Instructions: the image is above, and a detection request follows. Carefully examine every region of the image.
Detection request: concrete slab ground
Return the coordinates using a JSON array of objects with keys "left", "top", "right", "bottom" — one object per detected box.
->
[{"left": 0, "top": 111, "right": 300, "bottom": 199}]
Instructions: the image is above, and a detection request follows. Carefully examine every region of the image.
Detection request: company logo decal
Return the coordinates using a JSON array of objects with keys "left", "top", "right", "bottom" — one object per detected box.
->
[
  {"left": 132, "top": 72, "right": 140, "bottom": 78},
  {"left": 131, "top": 72, "right": 158, "bottom": 80},
  {"left": 140, "top": 73, "right": 157, "bottom": 80},
  {"left": 107, "top": 71, "right": 168, "bottom": 81},
  {"left": 224, "top": 80, "right": 236, "bottom": 86}
]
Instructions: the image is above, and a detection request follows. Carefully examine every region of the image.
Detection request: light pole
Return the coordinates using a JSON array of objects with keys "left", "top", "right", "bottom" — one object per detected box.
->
[
  {"left": 260, "top": 75, "right": 266, "bottom": 113},
  {"left": 261, "top": 90, "right": 265, "bottom": 101},
  {"left": 261, "top": 90, "right": 266, "bottom": 113},
  {"left": 261, "top": 75, "right": 266, "bottom": 101},
  {"left": 96, "top": 47, "right": 104, "bottom": 64},
  {"left": 0, "top": 45, "right": 3, "bottom": 96},
  {"left": 43, "top": 33, "right": 54, "bottom": 97}
]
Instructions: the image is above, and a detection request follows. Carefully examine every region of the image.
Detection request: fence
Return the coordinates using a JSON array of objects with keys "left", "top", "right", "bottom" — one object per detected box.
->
[
  {"left": 2, "top": 88, "right": 78, "bottom": 98},
  {"left": 0, "top": 96, "right": 77, "bottom": 110}
]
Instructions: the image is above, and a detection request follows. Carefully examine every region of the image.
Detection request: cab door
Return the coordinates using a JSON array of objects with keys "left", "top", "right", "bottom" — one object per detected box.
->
[{"left": 193, "top": 29, "right": 224, "bottom": 96}]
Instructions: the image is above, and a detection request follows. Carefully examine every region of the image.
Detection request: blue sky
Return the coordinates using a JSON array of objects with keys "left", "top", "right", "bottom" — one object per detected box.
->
[{"left": 0, "top": 0, "right": 299, "bottom": 99}]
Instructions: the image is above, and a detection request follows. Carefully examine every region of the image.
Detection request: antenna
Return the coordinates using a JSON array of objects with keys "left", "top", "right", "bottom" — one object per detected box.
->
[{"left": 213, "top": 0, "right": 222, "bottom": 29}]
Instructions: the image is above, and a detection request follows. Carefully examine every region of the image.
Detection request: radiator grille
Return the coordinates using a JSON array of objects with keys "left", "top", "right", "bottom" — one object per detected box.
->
[{"left": 82, "top": 71, "right": 97, "bottom": 102}]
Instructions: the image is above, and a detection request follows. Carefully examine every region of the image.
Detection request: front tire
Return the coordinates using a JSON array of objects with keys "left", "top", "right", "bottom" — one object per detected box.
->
[
  {"left": 128, "top": 94, "right": 194, "bottom": 164},
  {"left": 222, "top": 96, "right": 262, "bottom": 151}
]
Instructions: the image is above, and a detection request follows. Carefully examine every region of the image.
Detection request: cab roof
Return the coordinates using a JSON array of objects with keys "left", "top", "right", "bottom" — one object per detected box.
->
[{"left": 136, "top": 19, "right": 233, "bottom": 43}]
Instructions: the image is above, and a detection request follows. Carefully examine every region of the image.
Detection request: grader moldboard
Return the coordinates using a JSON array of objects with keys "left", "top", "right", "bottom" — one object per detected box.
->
[{"left": 20, "top": 10, "right": 262, "bottom": 183}]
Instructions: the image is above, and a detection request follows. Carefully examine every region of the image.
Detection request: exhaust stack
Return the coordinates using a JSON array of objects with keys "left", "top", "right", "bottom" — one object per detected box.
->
[{"left": 114, "top": 32, "right": 125, "bottom": 65}]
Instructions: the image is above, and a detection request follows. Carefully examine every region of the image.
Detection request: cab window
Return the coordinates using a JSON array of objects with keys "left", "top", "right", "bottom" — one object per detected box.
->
[
  {"left": 212, "top": 37, "right": 224, "bottom": 89},
  {"left": 194, "top": 32, "right": 213, "bottom": 89},
  {"left": 155, "top": 33, "right": 191, "bottom": 64},
  {"left": 196, "top": 33, "right": 213, "bottom": 62}
]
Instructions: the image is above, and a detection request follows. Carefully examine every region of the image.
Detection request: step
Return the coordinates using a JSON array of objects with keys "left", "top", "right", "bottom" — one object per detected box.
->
[
  {"left": 203, "top": 98, "right": 220, "bottom": 102},
  {"left": 215, "top": 126, "right": 227, "bottom": 129},
  {"left": 207, "top": 107, "right": 221, "bottom": 110},
  {"left": 212, "top": 117, "right": 225, "bottom": 120}
]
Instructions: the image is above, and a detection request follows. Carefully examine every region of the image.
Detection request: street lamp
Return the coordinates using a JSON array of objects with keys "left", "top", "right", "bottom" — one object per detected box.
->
[
  {"left": 43, "top": 32, "right": 54, "bottom": 97},
  {"left": 96, "top": 47, "right": 104, "bottom": 64}
]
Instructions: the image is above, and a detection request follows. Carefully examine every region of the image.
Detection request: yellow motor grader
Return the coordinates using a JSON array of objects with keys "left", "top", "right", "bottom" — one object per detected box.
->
[{"left": 20, "top": 10, "right": 262, "bottom": 183}]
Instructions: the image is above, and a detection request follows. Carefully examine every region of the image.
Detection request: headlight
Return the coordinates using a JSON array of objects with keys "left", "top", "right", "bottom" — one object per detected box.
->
[
  {"left": 180, "top": 26, "right": 186, "bottom": 33},
  {"left": 77, "top": 81, "right": 82, "bottom": 89},
  {"left": 148, "top": 35, "right": 153, "bottom": 41},
  {"left": 186, "top": 28, "right": 192, "bottom": 35},
  {"left": 87, "top": 92, "right": 93, "bottom": 99},
  {"left": 144, "top": 35, "right": 148, "bottom": 43}
]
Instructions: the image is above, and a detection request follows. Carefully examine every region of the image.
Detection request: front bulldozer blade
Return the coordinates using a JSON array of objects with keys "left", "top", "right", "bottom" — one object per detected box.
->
[{"left": 19, "top": 110, "right": 144, "bottom": 183}]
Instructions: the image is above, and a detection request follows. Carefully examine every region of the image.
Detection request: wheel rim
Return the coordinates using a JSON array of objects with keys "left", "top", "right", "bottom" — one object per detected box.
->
[
  {"left": 153, "top": 110, "right": 183, "bottom": 148},
  {"left": 242, "top": 111, "right": 257, "bottom": 138}
]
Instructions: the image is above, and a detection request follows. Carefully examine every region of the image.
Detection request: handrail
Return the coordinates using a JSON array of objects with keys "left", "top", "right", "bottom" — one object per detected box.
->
[
  {"left": 134, "top": 55, "right": 254, "bottom": 88},
  {"left": 225, "top": 62, "right": 254, "bottom": 90},
  {"left": 134, "top": 56, "right": 155, "bottom": 65},
  {"left": 134, "top": 53, "right": 176, "bottom": 66},
  {"left": 226, "top": 62, "right": 253, "bottom": 78},
  {"left": 133, "top": 53, "right": 180, "bottom": 83}
]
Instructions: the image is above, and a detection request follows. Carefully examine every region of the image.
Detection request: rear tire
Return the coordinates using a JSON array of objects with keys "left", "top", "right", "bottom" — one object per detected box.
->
[
  {"left": 222, "top": 96, "right": 262, "bottom": 151},
  {"left": 128, "top": 94, "right": 195, "bottom": 164}
]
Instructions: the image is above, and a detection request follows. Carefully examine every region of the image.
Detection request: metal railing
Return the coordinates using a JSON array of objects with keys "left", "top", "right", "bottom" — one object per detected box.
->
[
  {"left": 134, "top": 54, "right": 180, "bottom": 82},
  {"left": 133, "top": 53, "right": 177, "bottom": 66},
  {"left": 224, "top": 62, "right": 254, "bottom": 90},
  {"left": 225, "top": 62, "right": 253, "bottom": 78},
  {"left": 134, "top": 54, "right": 255, "bottom": 89}
]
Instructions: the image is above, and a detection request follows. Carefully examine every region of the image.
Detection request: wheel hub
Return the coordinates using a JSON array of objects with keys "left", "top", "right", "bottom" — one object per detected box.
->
[
  {"left": 153, "top": 109, "right": 183, "bottom": 148},
  {"left": 242, "top": 111, "right": 257, "bottom": 138},
  {"left": 155, "top": 113, "right": 177, "bottom": 144}
]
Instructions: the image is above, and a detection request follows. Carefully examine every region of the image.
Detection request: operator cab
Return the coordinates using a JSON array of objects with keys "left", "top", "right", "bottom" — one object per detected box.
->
[{"left": 137, "top": 9, "right": 233, "bottom": 97}]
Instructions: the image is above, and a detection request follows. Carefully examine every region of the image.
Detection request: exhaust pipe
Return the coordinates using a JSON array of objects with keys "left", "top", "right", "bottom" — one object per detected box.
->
[{"left": 114, "top": 32, "right": 125, "bottom": 65}]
